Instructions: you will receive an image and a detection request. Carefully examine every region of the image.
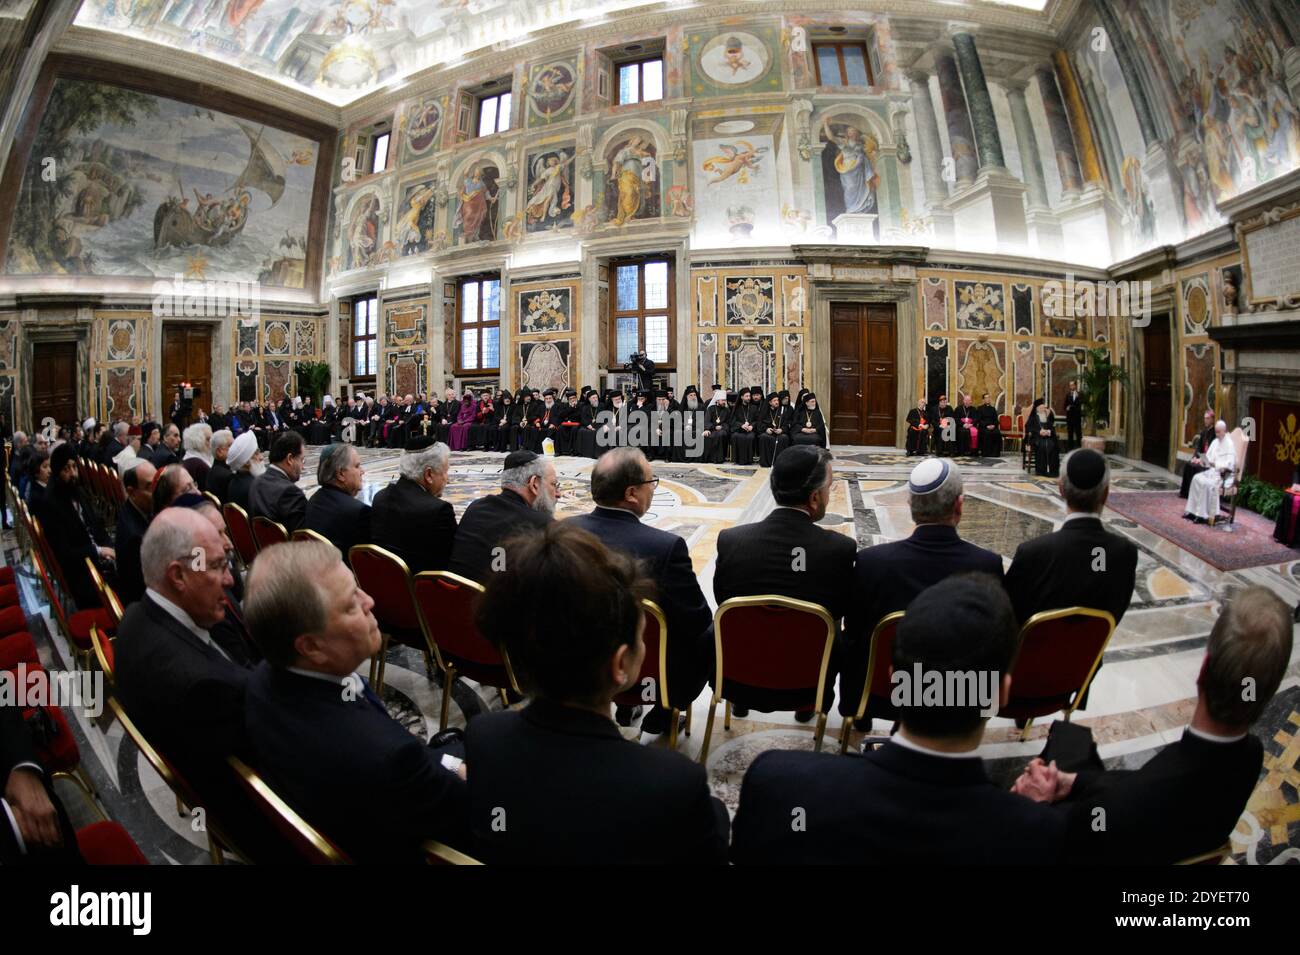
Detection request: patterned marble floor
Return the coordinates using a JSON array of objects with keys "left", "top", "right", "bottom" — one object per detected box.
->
[{"left": 6, "top": 445, "right": 1299, "bottom": 863}]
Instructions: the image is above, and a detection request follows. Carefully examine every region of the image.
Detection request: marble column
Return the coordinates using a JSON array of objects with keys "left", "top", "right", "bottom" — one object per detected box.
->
[
  {"left": 908, "top": 70, "right": 950, "bottom": 207},
  {"left": 1053, "top": 50, "right": 1104, "bottom": 187},
  {"left": 1005, "top": 79, "right": 1050, "bottom": 210},
  {"left": 1092, "top": 0, "right": 1159, "bottom": 147},
  {"left": 1036, "top": 65, "right": 1083, "bottom": 196},
  {"left": 1077, "top": 61, "right": 1118, "bottom": 190},
  {"left": 935, "top": 50, "right": 978, "bottom": 186},
  {"left": 951, "top": 33, "right": 1006, "bottom": 172}
]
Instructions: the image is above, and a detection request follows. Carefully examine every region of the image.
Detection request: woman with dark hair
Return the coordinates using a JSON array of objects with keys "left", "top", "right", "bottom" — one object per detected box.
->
[
  {"left": 790, "top": 392, "right": 827, "bottom": 447},
  {"left": 469, "top": 520, "right": 729, "bottom": 864},
  {"left": 448, "top": 388, "right": 478, "bottom": 451},
  {"left": 1030, "top": 397, "right": 1060, "bottom": 477}
]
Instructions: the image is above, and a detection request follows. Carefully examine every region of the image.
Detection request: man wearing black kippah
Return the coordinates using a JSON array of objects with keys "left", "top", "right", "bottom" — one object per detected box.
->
[
  {"left": 448, "top": 449, "right": 556, "bottom": 582},
  {"left": 1003, "top": 448, "right": 1137, "bottom": 707},
  {"left": 714, "top": 446, "right": 854, "bottom": 719},
  {"left": 732, "top": 573, "right": 1065, "bottom": 865}
]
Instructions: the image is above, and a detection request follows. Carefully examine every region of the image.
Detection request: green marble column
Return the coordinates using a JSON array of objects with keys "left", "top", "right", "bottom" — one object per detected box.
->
[{"left": 952, "top": 33, "right": 1005, "bottom": 171}]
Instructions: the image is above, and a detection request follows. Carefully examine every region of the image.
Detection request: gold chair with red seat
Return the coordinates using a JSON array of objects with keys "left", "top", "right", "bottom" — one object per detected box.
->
[
  {"left": 610, "top": 598, "right": 692, "bottom": 747},
  {"left": 999, "top": 606, "right": 1116, "bottom": 741},
  {"left": 221, "top": 502, "right": 258, "bottom": 568},
  {"left": 227, "top": 756, "right": 351, "bottom": 865},
  {"left": 0, "top": 603, "right": 27, "bottom": 638},
  {"left": 251, "top": 515, "right": 289, "bottom": 552},
  {"left": 999, "top": 413, "right": 1019, "bottom": 453},
  {"left": 29, "top": 548, "right": 112, "bottom": 671},
  {"left": 76, "top": 821, "right": 149, "bottom": 865},
  {"left": 412, "top": 569, "right": 521, "bottom": 731},
  {"left": 348, "top": 544, "right": 431, "bottom": 695},
  {"left": 0, "top": 630, "right": 40, "bottom": 671},
  {"left": 291, "top": 527, "right": 331, "bottom": 545},
  {"left": 700, "top": 595, "right": 837, "bottom": 762},
  {"left": 90, "top": 624, "right": 114, "bottom": 687},
  {"left": 839, "top": 610, "right": 904, "bottom": 753},
  {"left": 85, "top": 556, "right": 125, "bottom": 631}
]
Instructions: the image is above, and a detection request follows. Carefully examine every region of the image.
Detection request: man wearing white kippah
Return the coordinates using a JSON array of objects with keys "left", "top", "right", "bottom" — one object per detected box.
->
[
  {"left": 838, "top": 458, "right": 1003, "bottom": 734},
  {"left": 1184, "top": 420, "right": 1235, "bottom": 525}
]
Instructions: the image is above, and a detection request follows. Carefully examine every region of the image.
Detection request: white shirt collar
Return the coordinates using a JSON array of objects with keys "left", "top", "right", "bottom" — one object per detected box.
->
[
  {"left": 891, "top": 731, "right": 981, "bottom": 760},
  {"left": 1062, "top": 510, "right": 1101, "bottom": 524},
  {"left": 146, "top": 588, "right": 227, "bottom": 660},
  {"left": 1187, "top": 724, "right": 1248, "bottom": 744},
  {"left": 270, "top": 464, "right": 291, "bottom": 480}
]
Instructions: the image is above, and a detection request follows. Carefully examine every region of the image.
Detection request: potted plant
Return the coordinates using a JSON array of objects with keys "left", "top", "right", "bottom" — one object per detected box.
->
[
  {"left": 294, "top": 361, "right": 331, "bottom": 406},
  {"left": 1079, "top": 346, "right": 1128, "bottom": 451}
]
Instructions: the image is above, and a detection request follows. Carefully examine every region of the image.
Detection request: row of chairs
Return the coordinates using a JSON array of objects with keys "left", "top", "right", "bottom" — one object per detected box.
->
[{"left": 74, "top": 456, "right": 125, "bottom": 528}]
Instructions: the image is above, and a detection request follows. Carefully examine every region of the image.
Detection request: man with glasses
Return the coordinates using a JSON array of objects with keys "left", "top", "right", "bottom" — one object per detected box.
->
[
  {"left": 569, "top": 447, "right": 711, "bottom": 737},
  {"left": 114, "top": 508, "right": 254, "bottom": 828}
]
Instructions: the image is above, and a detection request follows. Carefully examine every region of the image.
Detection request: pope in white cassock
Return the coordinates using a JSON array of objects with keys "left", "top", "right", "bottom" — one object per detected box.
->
[{"left": 1184, "top": 420, "right": 1235, "bottom": 523}]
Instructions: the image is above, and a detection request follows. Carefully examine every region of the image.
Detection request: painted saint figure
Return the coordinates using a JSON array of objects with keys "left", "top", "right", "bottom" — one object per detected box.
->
[
  {"left": 525, "top": 151, "right": 572, "bottom": 229},
  {"left": 608, "top": 136, "right": 654, "bottom": 226},
  {"left": 454, "top": 165, "right": 499, "bottom": 243},
  {"left": 824, "top": 121, "right": 878, "bottom": 216}
]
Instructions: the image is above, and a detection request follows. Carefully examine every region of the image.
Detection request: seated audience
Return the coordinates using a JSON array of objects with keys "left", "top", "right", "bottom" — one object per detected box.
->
[
  {"left": 101, "top": 420, "right": 129, "bottom": 467},
  {"left": 569, "top": 448, "right": 712, "bottom": 735},
  {"left": 714, "top": 445, "right": 855, "bottom": 719},
  {"left": 181, "top": 422, "right": 213, "bottom": 493},
  {"left": 38, "top": 443, "right": 113, "bottom": 610},
  {"left": 447, "top": 450, "right": 555, "bottom": 582},
  {"left": 249, "top": 431, "right": 308, "bottom": 531},
  {"left": 189, "top": 497, "right": 258, "bottom": 663},
  {"left": 149, "top": 423, "right": 183, "bottom": 469},
  {"left": 0, "top": 702, "right": 82, "bottom": 864},
  {"left": 23, "top": 449, "right": 49, "bottom": 514},
  {"left": 303, "top": 442, "right": 371, "bottom": 562},
  {"left": 242, "top": 540, "right": 468, "bottom": 862},
  {"left": 370, "top": 436, "right": 457, "bottom": 574},
  {"left": 1184, "top": 419, "right": 1235, "bottom": 524},
  {"left": 152, "top": 462, "right": 197, "bottom": 514},
  {"left": 1014, "top": 586, "right": 1292, "bottom": 865},
  {"left": 468, "top": 520, "right": 729, "bottom": 864},
  {"left": 732, "top": 573, "right": 1064, "bottom": 864},
  {"left": 115, "top": 459, "right": 157, "bottom": 605},
  {"left": 839, "top": 458, "right": 1002, "bottom": 728},
  {"left": 789, "top": 392, "right": 827, "bottom": 447},
  {"left": 207, "top": 429, "right": 235, "bottom": 502}
]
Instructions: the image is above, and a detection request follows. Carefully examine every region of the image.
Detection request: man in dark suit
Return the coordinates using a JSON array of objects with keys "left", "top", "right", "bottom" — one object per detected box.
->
[
  {"left": 468, "top": 520, "right": 728, "bottom": 864},
  {"left": 1179, "top": 408, "right": 1217, "bottom": 499},
  {"left": 0, "top": 700, "right": 83, "bottom": 864},
  {"left": 370, "top": 436, "right": 457, "bottom": 574},
  {"left": 569, "top": 447, "right": 712, "bottom": 736},
  {"left": 303, "top": 442, "right": 370, "bottom": 563},
  {"left": 113, "top": 508, "right": 253, "bottom": 832},
  {"left": 38, "top": 443, "right": 114, "bottom": 611},
  {"left": 838, "top": 458, "right": 1003, "bottom": 730},
  {"left": 733, "top": 573, "right": 1064, "bottom": 864},
  {"left": 149, "top": 423, "right": 183, "bottom": 468},
  {"left": 248, "top": 431, "right": 308, "bottom": 531},
  {"left": 114, "top": 459, "right": 157, "bottom": 606},
  {"left": 242, "top": 538, "right": 468, "bottom": 862},
  {"left": 1004, "top": 448, "right": 1137, "bottom": 628},
  {"left": 101, "top": 421, "right": 129, "bottom": 467},
  {"left": 1063, "top": 379, "right": 1083, "bottom": 450},
  {"left": 207, "top": 429, "right": 235, "bottom": 503},
  {"left": 447, "top": 450, "right": 554, "bottom": 582},
  {"left": 1014, "top": 586, "right": 1291, "bottom": 864},
  {"left": 714, "top": 445, "right": 855, "bottom": 719}
]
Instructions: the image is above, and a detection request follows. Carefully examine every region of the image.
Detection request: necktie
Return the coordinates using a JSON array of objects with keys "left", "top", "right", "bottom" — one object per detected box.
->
[{"left": 360, "top": 680, "right": 387, "bottom": 716}]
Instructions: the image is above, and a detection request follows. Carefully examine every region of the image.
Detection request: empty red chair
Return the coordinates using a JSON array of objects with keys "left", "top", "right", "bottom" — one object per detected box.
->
[
  {"left": 413, "top": 570, "right": 520, "bottom": 731},
  {"left": 0, "top": 630, "right": 40, "bottom": 671},
  {"left": 840, "top": 610, "right": 904, "bottom": 752},
  {"left": 0, "top": 603, "right": 27, "bottom": 637},
  {"left": 252, "top": 516, "right": 289, "bottom": 551},
  {"left": 0, "top": 566, "right": 15, "bottom": 586},
  {"left": 700, "top": 596, "right": 837, "bottom": 761},
  {"left": 77, "top": 822, "right": 149, "bottom": 865},
  {"left": 222, "top": 502, "right": 258, "bottom": 567},
  {"left": 1000, "top": 607, "right": 1116, "bottom": 739},
  {"left": 349, "top": 545, "right": 429, "bottom": 694},
  {"left": 31, "top": 550, "right": 112, "bottom": 670}
]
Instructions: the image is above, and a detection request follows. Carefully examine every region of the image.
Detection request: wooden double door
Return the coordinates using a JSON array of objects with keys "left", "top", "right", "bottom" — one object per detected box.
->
[
  {"left": 1141, "top": 312, "right": 1171, "bottom": 468},
  {"left": 161, "top": 324, "right": 213, "bottom": 417},
  {"left": 829, "top": 302, "right": 897, "bottom": 447},
  {"left": 31, "top": 341, "right": 78, "bottom": 430}
]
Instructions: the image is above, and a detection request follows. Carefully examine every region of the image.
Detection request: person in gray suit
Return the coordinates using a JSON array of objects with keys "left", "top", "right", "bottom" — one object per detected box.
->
[{"left": 248, "top": 431, "right": 308, "bottom": 531}]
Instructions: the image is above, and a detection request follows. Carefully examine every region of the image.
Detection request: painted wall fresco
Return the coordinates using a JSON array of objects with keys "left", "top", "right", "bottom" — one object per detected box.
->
[
  {"left": 693, "top": 132, "right": 778, "bottom": 244},
  {"left": 5, "top": 79, "right": 320, "bottom": 287},
  {"left": 603, "top": 132, "right": 659, "bottom": 226},
  {"left": 692, "top": 266, "right": 808, "bottom": 393},
  {"left": 524, "top": 146, "right": 575, "bottom": 232},
  {"left": 452, "top": 160, "right": 501, "bottom": 245}
]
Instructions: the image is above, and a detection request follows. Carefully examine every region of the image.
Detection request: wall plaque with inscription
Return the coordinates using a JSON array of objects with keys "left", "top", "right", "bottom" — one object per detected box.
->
[{"left": 1241, "top": 206, "right": 1300, "bottom": 306}]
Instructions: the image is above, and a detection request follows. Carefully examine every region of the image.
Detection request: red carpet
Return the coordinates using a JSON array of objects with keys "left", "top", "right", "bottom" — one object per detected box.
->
[{"left": 1105, "top": 492, "right": 1298, "bottom": 571}]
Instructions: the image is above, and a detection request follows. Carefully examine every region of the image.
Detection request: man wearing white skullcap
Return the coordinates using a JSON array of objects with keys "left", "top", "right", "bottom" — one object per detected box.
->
[
  {"left": 224, "top": 431, "right": 261, "bottom": 510},
  {"left": 1184, "top": 420, "right": 1236, "bottom": 524},
  {"left": 837, "top": 458, "right": 1005, "bottom": 732}
]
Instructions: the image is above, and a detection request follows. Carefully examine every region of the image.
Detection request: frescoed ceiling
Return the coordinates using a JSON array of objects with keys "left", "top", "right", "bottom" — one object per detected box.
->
[{"left": 72, "top": 0, "right": 670, "bottom": 105}]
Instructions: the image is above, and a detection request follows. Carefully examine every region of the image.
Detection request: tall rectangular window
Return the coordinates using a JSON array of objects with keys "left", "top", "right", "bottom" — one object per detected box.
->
[
  {"left": 609, "top": 257, "right": 673, "bottom": 368},
  {"left": 617, "top": 57, "right": 663, "bottom": 105},
  {"left": 370, "top": 131, "right": 390, "bottom": 172},
  {"left": 476, "top": 91, "right": 511, "bottom": 137},
  {"left": 813, "top": 42, "right": 873, "bottom": 87},
  {"left": 457, "top": 275, "right": 501, "bottom": 374},
  {"left": 351, "top": 295, "right": 378, "bottom": 380}
]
